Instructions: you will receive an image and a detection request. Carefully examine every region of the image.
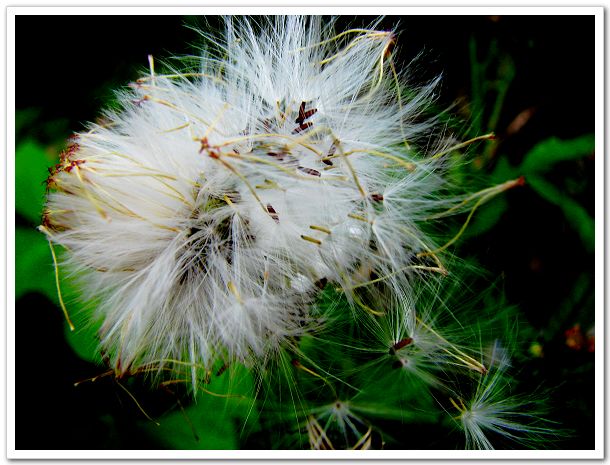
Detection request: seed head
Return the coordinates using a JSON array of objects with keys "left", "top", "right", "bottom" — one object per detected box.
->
[{"left": 41, "top": 16, "right": 451, "bottom": 386}]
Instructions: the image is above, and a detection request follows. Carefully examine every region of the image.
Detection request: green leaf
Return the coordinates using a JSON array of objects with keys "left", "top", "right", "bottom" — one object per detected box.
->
[
  {"left": 16, "top": 225, "right": 101, "bottom": 362},
  {"left": 486, "top": 54, "right": 515, "bottom": 136},
  {"left": 460, "top": 156, "right": 514, "bottom": 237},
  {"left": 15, "top": 227, "right": 56, "bottom": 300},
  {"left": 15, "top": 139, "right": 55, "bottom": 224},
  {"left": 64, "top": 312, "right": 104, "bottom": 364},
  {"left": 204, "top": 363, "right": 258, "bottom": 419},
  {"left": 463, "top": 195, "right": 508, "bottom": 238},
  {"left": 527, "top": 175, "right": 594, "bottom": 252},
  {"left": 142, "top": 364, "right": 258, "bottom": 449},
  {"left": 520, "top": 134, "right": 594, "bottom": 173},
  {"left": 141, "top": 400, "right": 239, "bottom": 450},
  {"left": 490, "top": 155, "right": 517, "bottom": 183}
]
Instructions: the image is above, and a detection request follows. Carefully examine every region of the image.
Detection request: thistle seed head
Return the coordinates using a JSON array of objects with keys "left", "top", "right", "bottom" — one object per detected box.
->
[{"left": 41, "top": 16, "right": 451, "bottom": 386}]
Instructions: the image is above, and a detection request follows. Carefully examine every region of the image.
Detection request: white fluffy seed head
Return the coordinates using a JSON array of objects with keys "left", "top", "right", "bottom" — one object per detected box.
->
[{"left": 41, "top": 16, "right": 454, "bottom": 385}]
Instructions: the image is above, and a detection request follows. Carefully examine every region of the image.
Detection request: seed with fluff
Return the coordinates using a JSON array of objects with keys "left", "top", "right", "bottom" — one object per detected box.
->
[{"left": 40, "top": 16, "right": 450, "bottom": 385}]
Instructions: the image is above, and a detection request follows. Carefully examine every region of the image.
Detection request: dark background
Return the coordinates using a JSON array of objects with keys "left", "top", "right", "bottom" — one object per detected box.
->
[
  {"left": 15, "top": 15, "right": 596, "bottom": 450},
  {"left": 16, "top": 15, "right": 595, "bottom": 141}
]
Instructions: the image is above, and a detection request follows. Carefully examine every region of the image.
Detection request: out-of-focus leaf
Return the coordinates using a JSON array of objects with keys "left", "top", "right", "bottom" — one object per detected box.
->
[
  {"left": 527, "top": 174, "right": 594, "bottom": 252},
  {"left": 486, "top": 55, "right": 515, "bottom": 136},
  {"left": 64, "top": 312, "right": 104, "bottom": 364},
  {"left": 15, "top": 227, "right": 56, "bottom": 300},
  {"left": 16, "top": 225, "right": 100, "bottom": 362},
  {"left": 15, "top": 139, "right": 54, "bottom": 224},
  {"left": 461, "top": 156, "right": 514, "bottom": 236},
  {"left": 520, "top": 134, "right": 594, "bottom": 173},
  {"left": 474, "top": 136, "right": 594, "bottom": 242},
  {"left": 204, "top": 362, "right": 258, "bottom": 418},
  {"left": 490, "top": 156, "right": 517, "bottom": 183},
  {"left": 142, "top": 402, "right": 238, "bottom": 449},
  {"left": 142, "top": 364, "right": 258, "bottom": 449},
  {"left": 463, "top": 195, "right": 508, "bottom": 238}
]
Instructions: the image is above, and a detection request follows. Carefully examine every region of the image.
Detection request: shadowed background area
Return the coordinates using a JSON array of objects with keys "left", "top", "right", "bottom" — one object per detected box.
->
[{"left": 15, "top": 14, "right": 595, "bottom": 450}]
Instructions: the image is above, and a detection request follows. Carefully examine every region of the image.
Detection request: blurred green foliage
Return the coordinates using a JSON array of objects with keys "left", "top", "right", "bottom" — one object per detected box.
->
[
  {"left": 466, "top": 134, "right": 594, "bottom": 247},
  {"left": 138, "top": 364, "right": 259, "bottom": 449}
]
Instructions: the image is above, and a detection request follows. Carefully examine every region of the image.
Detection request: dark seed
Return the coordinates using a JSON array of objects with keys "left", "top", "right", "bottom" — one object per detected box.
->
[
  {"left": 266, "top": 204, "right": 280, "bottom": 223},
  {"left": 389, "top": 337, "right": 413, "bottom": 355},
  {"left": 292, "top": 122, "right": 313, "bottom": 134},
  {"left": 298, "top": 166, "right": 321, "bottom": 177}
]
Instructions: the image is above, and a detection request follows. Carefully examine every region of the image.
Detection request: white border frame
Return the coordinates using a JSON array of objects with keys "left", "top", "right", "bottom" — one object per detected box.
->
[{"left": 5, "top": 5, "right": 604, "bottom": 461}]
